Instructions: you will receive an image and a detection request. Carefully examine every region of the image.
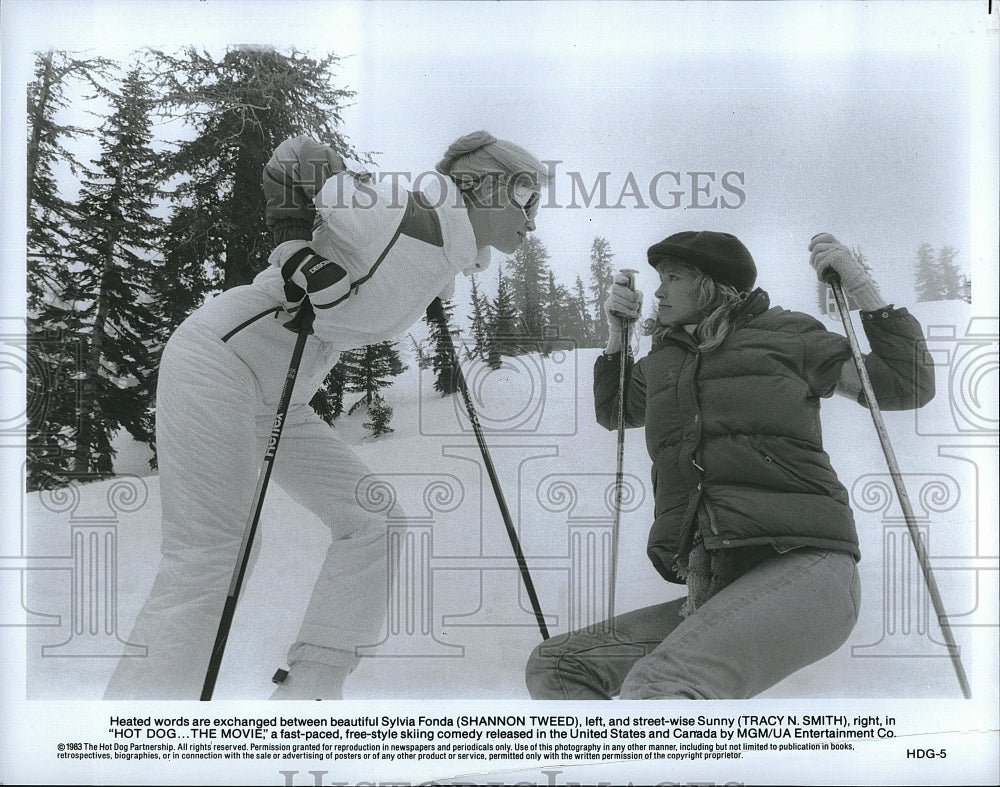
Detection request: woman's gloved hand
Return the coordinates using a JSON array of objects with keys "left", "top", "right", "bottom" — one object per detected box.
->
[{"left": 809, "top": 233, "right": 887, "bottom": 312}]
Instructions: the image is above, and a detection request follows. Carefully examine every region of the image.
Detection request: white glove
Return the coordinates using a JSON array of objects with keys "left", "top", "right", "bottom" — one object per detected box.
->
[
  {"left": 604, "top": 274, "right": 643, "bottom": 351},
  {"left": 809, "top": 233, "right": 886, "bottom": 312}
]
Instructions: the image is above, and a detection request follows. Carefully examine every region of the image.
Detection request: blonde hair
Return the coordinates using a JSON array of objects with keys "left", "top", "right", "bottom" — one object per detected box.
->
[
  {"left": 435, "top": 130, "right": 548, "bottom": 195},
  {"left": 641, "top": 261, "right": 747, "bottom": 352}
]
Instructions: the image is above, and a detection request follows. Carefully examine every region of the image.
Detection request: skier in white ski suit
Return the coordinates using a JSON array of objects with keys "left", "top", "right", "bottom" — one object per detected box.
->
[{"left": 104, "top": 131, "right": 546, "bottom": 700}]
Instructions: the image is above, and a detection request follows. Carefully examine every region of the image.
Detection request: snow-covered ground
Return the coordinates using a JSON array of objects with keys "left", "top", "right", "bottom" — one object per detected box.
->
[{"left": 19, "top": 299, "right": 999, "bottom": 702}]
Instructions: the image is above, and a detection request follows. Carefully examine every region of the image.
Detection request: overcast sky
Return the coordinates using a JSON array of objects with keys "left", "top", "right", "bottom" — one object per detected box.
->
[{"left": 2, "top": 0, "right": 997, "bottom": 316}]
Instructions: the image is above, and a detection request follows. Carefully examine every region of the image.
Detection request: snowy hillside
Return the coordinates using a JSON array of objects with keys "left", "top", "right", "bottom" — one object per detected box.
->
[{"left": 20, "top": 299, "right": 998, "bottom": 701}]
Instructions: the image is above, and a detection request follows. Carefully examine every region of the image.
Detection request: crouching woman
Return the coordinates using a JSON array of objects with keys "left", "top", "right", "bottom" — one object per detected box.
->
[{"left": 525, "top": 231, "right": 934, "bottom": 699}]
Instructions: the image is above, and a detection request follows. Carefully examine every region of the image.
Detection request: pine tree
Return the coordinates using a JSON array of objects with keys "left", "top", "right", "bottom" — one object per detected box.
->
[
  {"left": 27, "top": 50, "right": 114, "bottom": 310},
  {"left": 543, "top": 270, "right": 575, "bottom": 352},
  {"left": 362, "top": 395, "right": 394, "bottom": 438},
  {"left": 467, "top": 275, "right": 490, "bottom": 360},
  {"left": 487, "top": 264, "right": 519, "bottom": 369},
  {"left": 937, "top": 246, "right": 962, "bottom": 300},
  {"left": 588, "top": 236, "right": 614, "bottom": 346},
  {"left": 914, "top": 242, "right": 964, "bottom": 302},
  {"left": 407, "top": 333, "right": 433, "bottom": 369},
  {"left": 959, "top": 273, "right": 972, "bottom": 303},
  {"left": 346, "top": 341, "right": 406, "bottom": 436},
  {"left": 64, "top": 63, "right": 163, "bottom": 475},
  {"left": 148, "top": 46, "right": 367, "bottom": 431},
  {"left": 914, "top": 242, "right": 940, "bottom": 302},
  {"left": 573, "top": 275, "right": 596, "bottom": 346},
  {"left": 538, "top": 264, "right": 602, "bottom": 352},
  {"left": 504, "top": 235, "right": 551, "bottom": 345},
  {"left": 149, "top": 46, "right": 364, "bottom": 336},
  {"left": 26, "top": 50, "right": 114, "bottom": 490},
  {"left": 309, "top": 358, "right": 351, "bottom": 425},
  {"left": 424, "top": 299, "right": 460, "bottom": 395}
]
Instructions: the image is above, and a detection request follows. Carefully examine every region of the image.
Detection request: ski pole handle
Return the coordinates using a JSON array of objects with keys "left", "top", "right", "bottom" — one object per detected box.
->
[
  {"left": 821, "top": 269, "right": 842, "bottom": 286},
  {"left": 617, "top": 268, "right": 639, "bottom": 293},
  {"left": 812, "top": 232, "right": 844, "bottom": 288},
  {"left": 615, "top": 268, "right": 640, "bottom": 341},
  {"left": 610, "top": 268, "right": 640, "bottom": 320}
]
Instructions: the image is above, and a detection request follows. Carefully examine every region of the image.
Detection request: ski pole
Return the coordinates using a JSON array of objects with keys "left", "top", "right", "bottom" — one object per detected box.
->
[
  {"left": 825, "top": 273, "right": 972, "bottom": 699},
  {"left": 201, "top": 301, "right": 316, "bottom": 700},
  {"left": 609, "top": 268, "right": 638, "bottom": 622},
  {"left": 426, "top": 297, "right": 550, "bottom": 640}
]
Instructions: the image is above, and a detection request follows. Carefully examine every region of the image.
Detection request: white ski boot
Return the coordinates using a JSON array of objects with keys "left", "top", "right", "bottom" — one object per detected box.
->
[{"left": 269, "top": 661, "right": 351, "bottom": 701}]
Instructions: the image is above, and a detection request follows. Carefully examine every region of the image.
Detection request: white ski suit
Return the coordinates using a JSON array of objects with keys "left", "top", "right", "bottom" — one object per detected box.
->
[{"left": 104, "top": 169, "right": 485, "bottom": 699}]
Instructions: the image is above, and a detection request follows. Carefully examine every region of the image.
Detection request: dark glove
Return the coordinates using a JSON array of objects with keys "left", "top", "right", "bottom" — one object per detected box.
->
[{"left": 263, "top": 136, "right": 345, "bottom": 244}]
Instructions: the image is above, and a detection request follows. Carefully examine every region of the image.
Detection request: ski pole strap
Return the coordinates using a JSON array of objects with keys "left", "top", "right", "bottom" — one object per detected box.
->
[
  {"left": 283, "top": 298, "right": 316, "bottom": 334},
  {"left": 425, "top": 296, "right": 446, "bottom": 323}
]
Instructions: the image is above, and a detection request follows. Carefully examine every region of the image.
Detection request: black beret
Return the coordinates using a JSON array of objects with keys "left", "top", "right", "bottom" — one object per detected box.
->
[{"left": 647, "top": 230, "right": 757, "bottom": 292}]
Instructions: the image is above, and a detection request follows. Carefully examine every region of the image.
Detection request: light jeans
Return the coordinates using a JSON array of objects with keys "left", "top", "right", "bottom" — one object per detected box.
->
[
  {"left": 104, "top": 321, "right": 386, "bottom": 699},
  {"left": 525, "top": 548, "right": 860, "bottom": 699}
]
